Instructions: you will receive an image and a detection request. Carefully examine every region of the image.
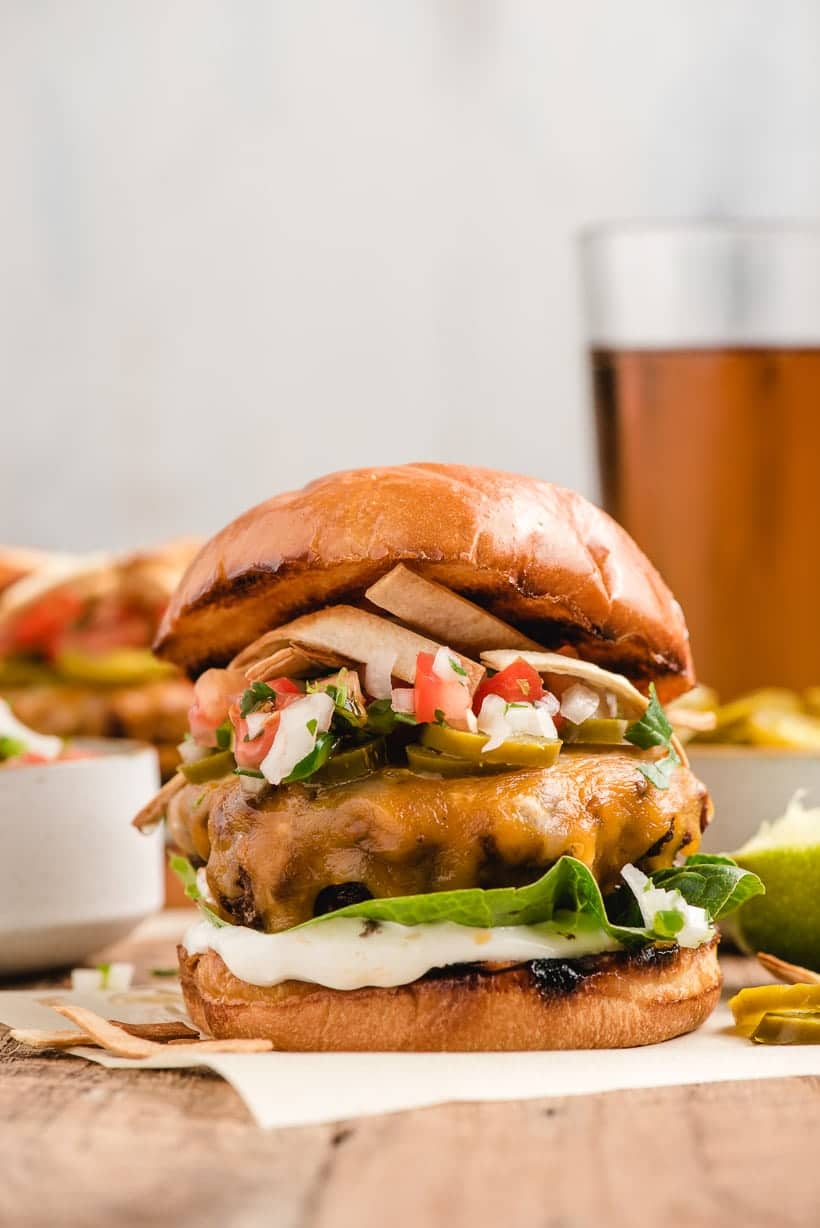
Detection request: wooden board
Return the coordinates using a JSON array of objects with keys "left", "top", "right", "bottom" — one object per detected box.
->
[{"left": 1, "top": 931, "right": 818, "bottom": 1228}]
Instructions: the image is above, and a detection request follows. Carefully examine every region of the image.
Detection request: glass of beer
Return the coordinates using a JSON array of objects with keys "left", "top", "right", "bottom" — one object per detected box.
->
[{"left": 580, "top": 223, "right": 820, "bottom": 698}]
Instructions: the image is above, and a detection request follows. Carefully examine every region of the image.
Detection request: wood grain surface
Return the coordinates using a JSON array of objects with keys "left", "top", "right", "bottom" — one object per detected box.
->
[{"left": 1, "top": 923, "right": 818, "bottom": 1228}]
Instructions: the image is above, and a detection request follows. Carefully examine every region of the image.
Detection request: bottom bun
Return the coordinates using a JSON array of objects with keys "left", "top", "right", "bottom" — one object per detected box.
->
[{"left": 178, "top": 940, "right": 721, "bottom": 1051}]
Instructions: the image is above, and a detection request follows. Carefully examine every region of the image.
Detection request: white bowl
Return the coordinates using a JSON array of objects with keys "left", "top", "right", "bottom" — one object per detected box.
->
[
  {"left": 0, "top": 740, "right": 164, "bottom": 976},
  {"left": 689, "top": 746, "right": 820, "bottom": 854}
]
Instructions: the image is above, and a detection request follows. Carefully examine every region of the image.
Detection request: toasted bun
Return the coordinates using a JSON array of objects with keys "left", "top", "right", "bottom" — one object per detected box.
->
[
  {"left": 178, "top": 940, "right": 720, "bottom": 1051},
  {"left": 155, "top": 465, "right": 693, "bottom": 698}
]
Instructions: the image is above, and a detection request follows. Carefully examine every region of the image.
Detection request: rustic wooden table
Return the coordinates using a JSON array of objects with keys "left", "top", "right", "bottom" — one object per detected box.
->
[{"left": 1, "top": 917, "right": 817, "bottom": 1228}]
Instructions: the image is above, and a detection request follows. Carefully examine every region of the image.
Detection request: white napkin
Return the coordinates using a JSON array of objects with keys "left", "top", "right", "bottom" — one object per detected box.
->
[{"left": 3, "top": 986, "right": 820, "bottom": 1129}]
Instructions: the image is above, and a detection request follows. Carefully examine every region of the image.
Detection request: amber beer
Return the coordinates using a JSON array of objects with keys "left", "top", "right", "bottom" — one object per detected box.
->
[{"left": 582, "top": 226, "right": 820, "bottom": 698}]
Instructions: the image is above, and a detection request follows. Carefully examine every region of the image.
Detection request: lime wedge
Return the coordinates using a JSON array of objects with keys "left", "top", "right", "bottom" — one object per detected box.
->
[{"left": 731, "top": 793, "right": 820, "bottom": 972}]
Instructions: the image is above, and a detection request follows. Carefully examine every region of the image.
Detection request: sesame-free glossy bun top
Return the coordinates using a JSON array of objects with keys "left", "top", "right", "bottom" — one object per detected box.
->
[{"left": 154, "top": 464, "right": 694, "bottom": 699}]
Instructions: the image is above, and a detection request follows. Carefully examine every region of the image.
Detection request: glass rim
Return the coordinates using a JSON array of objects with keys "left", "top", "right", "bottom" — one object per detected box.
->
[{"left": 579, "top": 219, "right": 820, "bottom": 346}]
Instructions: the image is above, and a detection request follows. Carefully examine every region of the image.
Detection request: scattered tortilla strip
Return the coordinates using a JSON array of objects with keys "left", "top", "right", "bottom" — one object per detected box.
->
[
  {"left": 757, "top": 952, "right": 820, "bottom": 986},
  {"left": 50, "top": 1005, "right": 160, "bottom": 1058},
  {"left": 10, "top": 1028, "right": 94, "bottom": 1050},
  {"left": 10, "top": 1019, "right": 200, "bottom": 1051},
  {"left": 365, "top": 565, "right": 543, "bottom": 657},
  {"left": 48, "top": 1005, "right": 274, "bottom": 1058},
  {"left": 110, "top": 1020, "right": 201, "bottom": 1042},
  {"left": 481, "top": 650, "right": 647, "bottom": 718},
  {"left": 244, "top": 642, "right": 350, "bottom": 684},
  {"left": 259, "top": 607, "right": 485, "bottom": 694},
  {"left": 132, "top": 770, "right": 185, "bottom": 831}
]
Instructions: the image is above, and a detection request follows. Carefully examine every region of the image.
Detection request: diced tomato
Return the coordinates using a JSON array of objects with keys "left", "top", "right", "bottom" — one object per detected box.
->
[
  {"left": 188, "top": 667, "right": 248, "bottom": 745},
  {"left": 11, "top": 590, "right": 86, "bottom": 656},
  {"left": 414, "top": 652, "right": 471, "bottom": 725},
  {"left": 232, "top": 710, "right": 280, "bottom": 769},
  {"left": 266, "top": 678, "right": 302, "bottom": 700},
  {"left": 18, "top": 751, "right": 49, "bottom": 765},
  {"left": 473, "top": 660, "right": 546, "bottom": 714},
  {"left": 230, "top": 679, "right": 304, "bottom": 769}
]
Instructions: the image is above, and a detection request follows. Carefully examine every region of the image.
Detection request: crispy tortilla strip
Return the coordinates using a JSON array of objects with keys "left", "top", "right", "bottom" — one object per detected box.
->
[
  {"left": 50, "top": 1005, "right": 160, "bottom": 1058},
  {"left": 257, "top": 606, "right": 484, "bottom": 694},
  {"left": 133, "top": 770, "right": 185, "bottom": 831},
  {"left": 481, "top": 650, "right": 647, "bottom": 718},
  {"left": 10, "top": 1027, "right": 95, "bottom": 1050},
  {"left": 366, "top": 565, "right": 542, "bottom": 656},
  {"left": 244, "top": 642, "right": 350, "bottom": 683},
  {"left": 10, "top": 1019, "right": 201, "bottom": 1050},
  {"left": 756, "top": 952, "right": 820, "bottom": 986},
  {"left": 110, "top": 1020, "right": 201, "bottom": 1042}
]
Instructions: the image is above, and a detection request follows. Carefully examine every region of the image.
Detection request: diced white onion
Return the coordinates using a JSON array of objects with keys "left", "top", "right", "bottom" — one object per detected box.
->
[
  {"left": 560, "top": 683, "right": 602, "bottom": 726},
  {"left": 432, "top": 646, "right": 467, "bottom": 686},
  {"left": 391, "top": 687, "right": 416, "bottom": 715},
  {"left": 260, "top": 692, "right": 334, "bottom": 786},
  {"left": 537, "top": 692, "right": 560, "bottom": 717},
  {"left": 245, "top": 711, "right": 270, "bottom": 741},
  {"left": 71, "top": 968, "right": 102, "bottom": 992},
  {"left": 621, "top": 864, "right": 713, "bottom": 949},
  {"left": 364, "top": 649, "right": 397, "bottom": 700},
  {"left": 177, "top": 738, "right": 209, "bottom": 764},
  {"left": 240, "top": 774, "right": 268, "bottom": 797},
  {"left": 106, "top": 963, "right": 134, "bottom": 991},
  {"left": 476, "top": 694, "right": 558, "bottom": 752}
]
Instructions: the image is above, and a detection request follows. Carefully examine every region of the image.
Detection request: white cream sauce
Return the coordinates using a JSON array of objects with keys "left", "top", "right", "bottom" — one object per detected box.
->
[{"left": 183, "top": 915, "right": 622, "bottom": 991}]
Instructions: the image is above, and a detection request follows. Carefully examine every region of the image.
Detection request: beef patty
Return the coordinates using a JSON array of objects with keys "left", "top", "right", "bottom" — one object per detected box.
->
[{"left": 168, "top": 748, "right": 710, "bottom": 932}]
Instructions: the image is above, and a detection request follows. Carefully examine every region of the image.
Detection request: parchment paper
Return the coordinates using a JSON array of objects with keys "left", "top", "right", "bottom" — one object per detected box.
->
[{"left": 3, "top": 985, "right": 820, "bottom": 1129}]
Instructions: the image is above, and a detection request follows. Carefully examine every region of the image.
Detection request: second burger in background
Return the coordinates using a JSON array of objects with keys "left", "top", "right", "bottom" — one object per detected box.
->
[{"left": 0, "top": 540, "right": 199, "bottom": 778}]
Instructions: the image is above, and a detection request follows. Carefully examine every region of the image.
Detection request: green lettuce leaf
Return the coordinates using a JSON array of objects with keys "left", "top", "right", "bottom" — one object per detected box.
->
[
  {"left": 168, "top": 854, "right": 227, "bottom": 928},
  {"left": 302, "top": 854, "right": 763, "bottom": 942},
  {"left": 171, "top": 850, "right": 763, "bottom": 943},
  {"left": 641, "top": 853, "right": 766, "bottom": 920}
]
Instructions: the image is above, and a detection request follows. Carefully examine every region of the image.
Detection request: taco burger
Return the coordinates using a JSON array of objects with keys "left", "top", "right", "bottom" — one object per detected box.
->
[
  {"left": 135, "top": 464, "right": 761, "bottom": 1051},
  {"left": 0, "top": 541, "right": 199, "bottom": 777}
]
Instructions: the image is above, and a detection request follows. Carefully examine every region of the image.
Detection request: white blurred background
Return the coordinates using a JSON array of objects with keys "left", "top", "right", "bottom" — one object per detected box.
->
[{"left": 2, "top": 0, "right": 820, "bottom": 550}]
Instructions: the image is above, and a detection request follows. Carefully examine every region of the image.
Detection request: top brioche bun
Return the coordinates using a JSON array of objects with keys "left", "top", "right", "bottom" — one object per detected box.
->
[{"left": 155, "top": 464, "right": 693, "bottom": 699}]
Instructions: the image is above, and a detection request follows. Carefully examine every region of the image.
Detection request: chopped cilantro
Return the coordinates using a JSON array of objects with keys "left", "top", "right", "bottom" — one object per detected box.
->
[
  {"left": 449, "top": 658, "right": 467, "bottom": 678},
  {"left": 282, "top": 732, "right": 336, "bottom": 783},
  {"left": 625, "top": 685, "right": 679, "bottom": 790},
  {"left": 239, "top": 681, "right": 277, "bottom": 719},
  {"left": 306, "top": 718, "right": 318, "bottom": 736}
]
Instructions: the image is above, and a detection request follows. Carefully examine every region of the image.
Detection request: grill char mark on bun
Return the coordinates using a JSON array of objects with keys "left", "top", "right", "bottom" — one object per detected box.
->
[{"left": 154, "top": 464, "right": 693, "bottom": 699}]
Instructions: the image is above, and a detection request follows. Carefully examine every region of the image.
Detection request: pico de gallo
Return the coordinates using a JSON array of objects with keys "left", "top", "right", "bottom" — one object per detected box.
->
[{"left": 175, "top": 645, "right": 643, "bottom": 795}]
